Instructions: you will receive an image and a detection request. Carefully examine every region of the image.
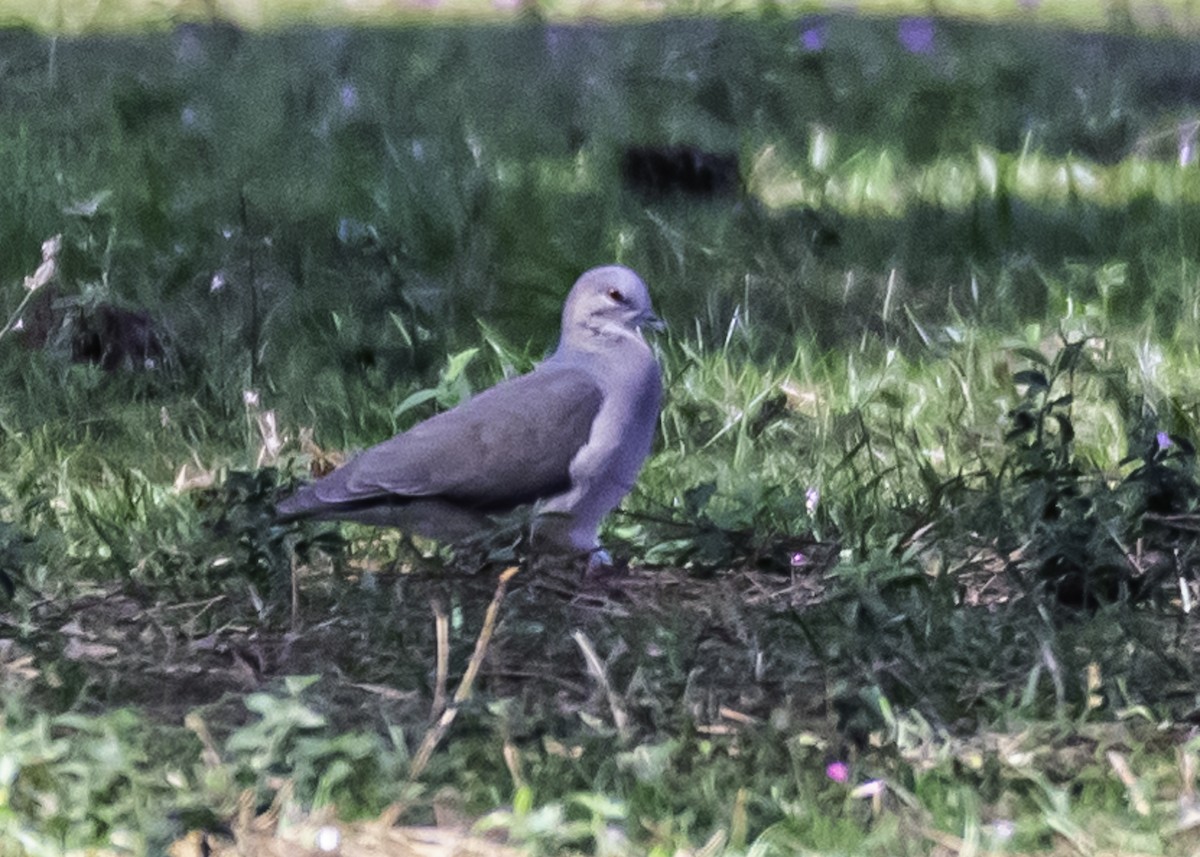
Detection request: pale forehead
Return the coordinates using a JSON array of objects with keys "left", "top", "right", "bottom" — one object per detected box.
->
[{"left": 573, "top": 265, "right": 649, "bottom": 298}]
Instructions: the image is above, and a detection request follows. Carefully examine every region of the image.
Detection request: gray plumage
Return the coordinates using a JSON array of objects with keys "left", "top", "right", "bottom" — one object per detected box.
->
[{"left": 276, "top": 265, "right": 663, "bottom": 557}]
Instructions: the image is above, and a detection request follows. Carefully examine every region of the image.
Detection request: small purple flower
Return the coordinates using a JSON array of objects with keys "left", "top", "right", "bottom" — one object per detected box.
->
[
  {"left": 799, "top": 19, "right": 826, "bottom": 52},
  {"left": 545, "top": 27, "right": 562, "bottom": 57},
  {"left": 898, "top": 17, "right": 936, "bottom": 55},
  {"left": 826, "top": 761, "right": 849, "bottom": 782},
  {"left": 1179, "top": 122, "right": 1197, "bottom": 167},
  {"left": 987, "top": 819, "right": 1016, "bottom": 841},
  {"left": 790, "top": 551, "right": 808, "bottom": 568},
  {"left": 1157, "top": 431, "right": 1172, "bottom": 450}
]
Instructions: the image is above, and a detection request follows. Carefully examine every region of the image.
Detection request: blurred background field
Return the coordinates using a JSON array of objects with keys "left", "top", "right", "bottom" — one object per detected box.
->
[
  {"left": 11, "top": 0, "right": 1200, "bottom": 34},
  {"left": 6, "top": 3, "right": 1200, "bottom": 855}
]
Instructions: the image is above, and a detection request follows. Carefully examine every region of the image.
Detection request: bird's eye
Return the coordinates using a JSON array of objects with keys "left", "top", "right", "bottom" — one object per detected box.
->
[{"left": 607, "top": 288, "right": 626, "bottom": 303}]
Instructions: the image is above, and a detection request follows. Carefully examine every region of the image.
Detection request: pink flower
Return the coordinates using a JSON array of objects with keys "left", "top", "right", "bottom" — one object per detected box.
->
[{"left": 826, "top": 761, "right": 849, "bottom": 783}]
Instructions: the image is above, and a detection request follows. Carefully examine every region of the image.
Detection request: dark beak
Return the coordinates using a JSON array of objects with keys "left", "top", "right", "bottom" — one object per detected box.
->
[{"left": 641, "top": 311, "right": 666, "bottom": 333}]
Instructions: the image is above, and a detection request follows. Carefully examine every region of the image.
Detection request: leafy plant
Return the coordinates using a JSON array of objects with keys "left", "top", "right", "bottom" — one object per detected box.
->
[
  {"left": 393, "top": 346, "right": 481, "bottom": 422},
  {"left": 0, "top": 694, "right": 201, "bottom": 854},
  {"left": 995, "top": 337, "right": 1200, "bottom": 608},
  {"left": 223, "top": 676, "right": 407, "bottom": 816}
]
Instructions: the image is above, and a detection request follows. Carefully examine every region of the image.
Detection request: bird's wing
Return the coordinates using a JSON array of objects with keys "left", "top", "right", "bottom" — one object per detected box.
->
[{"left": 287, "top": 364, "right": 604, "bottom": 515}]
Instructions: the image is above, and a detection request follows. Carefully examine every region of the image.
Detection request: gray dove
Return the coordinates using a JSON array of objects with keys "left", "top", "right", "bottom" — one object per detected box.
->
[{"left": 276, "top": 265, "right": 664, "bottom": 560}]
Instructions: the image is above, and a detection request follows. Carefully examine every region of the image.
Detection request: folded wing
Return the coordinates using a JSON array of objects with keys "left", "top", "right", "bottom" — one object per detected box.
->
[{"left": 277, "top": 364, "right": 604, "bottom": 519}]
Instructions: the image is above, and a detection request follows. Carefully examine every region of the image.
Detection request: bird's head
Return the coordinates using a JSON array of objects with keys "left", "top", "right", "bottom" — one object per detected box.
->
[{"left": 561, "top": 265, "right": 664, "bottom": 345}]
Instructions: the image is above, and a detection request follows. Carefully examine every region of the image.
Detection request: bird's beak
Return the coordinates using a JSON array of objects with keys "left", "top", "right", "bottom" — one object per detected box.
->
[{"left": 641, "top": 311, "right": 666, "bottom": 333}]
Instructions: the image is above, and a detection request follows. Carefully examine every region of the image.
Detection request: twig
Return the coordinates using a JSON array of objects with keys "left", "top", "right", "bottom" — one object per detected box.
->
[
  {"left": 290, "top": 554, "right": 301, "bottom": 633},
  {"left": 431, "top": 598, "right": 449, "bottom": 720},
  {"left": 184, "top": 712, "right": 223, "bottom": 768},
  {"left": 453, "top": 567, "right": 518, "bottom": 705},
  {"left": 1106, "top": 750, "right": 1150, "bottom": 816},
  {"left": 406, "top": 566, "right": 519, "bottom": 784},
  {"left": 0, "top": 289, "right": 40, "bottom": 340},
  {"left": 572, "top": 629, "right": 631, "bottom": 740}
]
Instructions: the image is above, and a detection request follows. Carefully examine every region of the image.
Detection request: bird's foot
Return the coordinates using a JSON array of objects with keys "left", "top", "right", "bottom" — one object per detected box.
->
[{"left": 526, "top": 544, "right": 615, "bottom": 576}]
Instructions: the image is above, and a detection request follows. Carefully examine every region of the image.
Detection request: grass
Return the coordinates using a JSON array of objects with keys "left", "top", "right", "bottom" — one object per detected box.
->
[
  {"left": 10, "top": 0, "right": 1200, "bottom": 35},
  {"left": 6, "top": 10, "right": 1200, "bottom": 857}
]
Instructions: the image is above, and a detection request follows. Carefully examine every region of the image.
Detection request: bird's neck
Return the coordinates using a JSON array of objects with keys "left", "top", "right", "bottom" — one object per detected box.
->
[{"left": 561, "top": 321, "right": 645, "bottom": 353}]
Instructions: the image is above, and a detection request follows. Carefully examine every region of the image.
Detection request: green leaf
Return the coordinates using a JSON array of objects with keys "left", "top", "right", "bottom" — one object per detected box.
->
[
  {"left": 513, "top": 785, "right": 534, "bottom": 817},
  {"left": 284, "top": 675, "right": 321, "bottom": 695},
  {"left": 877, "top": 387, "right": 905, "bottom": 409},
  {"left": 1013, "top": 370, "right": 1049, "bottom": 389},
  {"left": 1011, "top": 347, "right": 1049, "bottom": 366},
  {"left": 441, "top": 347, "right": 480, "bottom": 384},
  {"left": 683, "top": 482, "right": 717, "bottom": 515},
  {"left": 616, "top": 741, "right": 676, "bottom": 783},
  {"left": 393, "top": 387, "right": 440, "bottom": 419},
  {"left": 571, "top": 792, "right": 627, "bottom": 820},
  {"left": 388, "top": 312, "right": 414, "bottom": 348},
  {"left": 1054, "top": 414, "right": 1075, "bottom": 444},
  {"left": 1058, "top": 340, "right": 1086, "bottom": 365}
]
